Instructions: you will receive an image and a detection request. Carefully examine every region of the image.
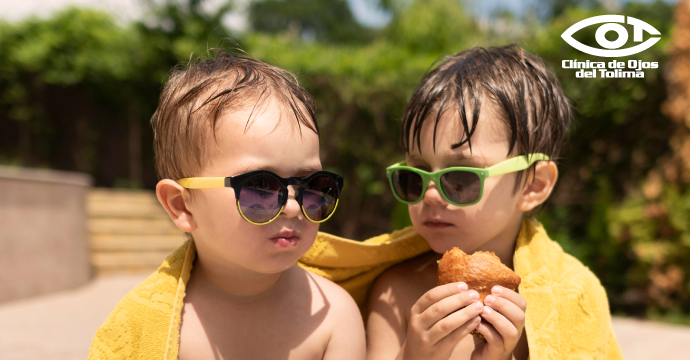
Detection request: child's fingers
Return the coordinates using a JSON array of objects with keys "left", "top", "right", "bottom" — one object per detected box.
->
[
  {"left": 436, "top": 315, "right": 481, "bottom": 348},
  {"left": 479, "top": 305, "right": 520, "bottom": 350},
  {"left": 426, "top": 301, "right": 483, "bottom": 343},
  {"left": 474, "top": 320, "right": 503, "bottom": 349},
  {"left": 491, "top": 286, "right": 527, "bottom": 312},
  {"left": 418, "top": 290, "right": 480, "bottom": 329},
  {"left": 484, "top": 295, "right": 525, "bottom": 330},
  {"left": 412, "top": 282, "right": 468, "bottom": 315}
]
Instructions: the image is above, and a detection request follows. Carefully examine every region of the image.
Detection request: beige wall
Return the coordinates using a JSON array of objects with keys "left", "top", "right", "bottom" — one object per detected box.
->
[{"left": 0, "top": 166, "right": 92, "bottom": 303}]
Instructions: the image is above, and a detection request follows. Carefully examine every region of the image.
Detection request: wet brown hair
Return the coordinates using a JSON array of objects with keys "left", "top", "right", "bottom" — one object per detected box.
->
[
  {"left": 151, "top": 50, "right": 318, "bottom": 181},
  {"left": 401, "top": 45, "right": 572, "bottom": 190}
]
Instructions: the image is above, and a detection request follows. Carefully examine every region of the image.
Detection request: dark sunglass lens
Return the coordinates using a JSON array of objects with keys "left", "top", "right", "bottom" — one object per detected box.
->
[
  {"left": 302, "top": 175, "right": 338, "bottom": 221},
  {"left": 238, "top": 174, "right": 284, "bottom": 223},
  {"left": 440, "top": 171, "right": 481, "bottom": 205},
  {"left": 392, "top": 170, "right": 423, "bottom": 202}
]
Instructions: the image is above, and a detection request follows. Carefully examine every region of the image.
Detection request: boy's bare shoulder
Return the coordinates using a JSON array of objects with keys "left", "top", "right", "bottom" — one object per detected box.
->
[
  {"left": 299, "top": 266, "right": 360, "bottom": 311},
  {"left": 370, "top": 252, "right": 439, "bottom": 309},
  {"left": 298, "top": 267, "right": 366, "bottom": 360},
  {"left": 379, "top": 251, "right": 439, "bottom": 286}
]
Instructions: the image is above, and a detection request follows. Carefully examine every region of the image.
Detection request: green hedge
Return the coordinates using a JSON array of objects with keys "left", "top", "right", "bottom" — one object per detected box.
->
[{"left": 0, "top": 1, "right": 687, "bottom": 320}]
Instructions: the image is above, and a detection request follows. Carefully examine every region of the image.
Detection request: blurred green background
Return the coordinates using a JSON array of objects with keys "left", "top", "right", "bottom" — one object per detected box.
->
[{"left": 1, "top": 0, "right": 689, "bottom": 323}]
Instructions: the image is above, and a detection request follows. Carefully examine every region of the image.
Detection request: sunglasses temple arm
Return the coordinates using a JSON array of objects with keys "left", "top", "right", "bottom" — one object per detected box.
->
[
  {"left": 176, "top": 177, "right": 227, "bottom": 189},
  {"left": 486, "top": 154, "right": 550, "bottom": 177}
]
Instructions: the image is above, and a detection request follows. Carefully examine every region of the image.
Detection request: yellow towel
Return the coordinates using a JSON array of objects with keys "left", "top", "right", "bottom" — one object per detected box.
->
[
  {"left": 88, "top": 217, "right": 622, "bottom": 360},
  {"left": 512, "top": 218, "right": 623, "bottom": 360}
]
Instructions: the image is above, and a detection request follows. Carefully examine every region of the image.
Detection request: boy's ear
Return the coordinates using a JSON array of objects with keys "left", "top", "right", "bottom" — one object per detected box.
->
[
  {"left": 516, "top": 161, "right": 558, "bottom": 212},
  {"left": 156, "top": 179, "right": 197, "bottom": 232}
]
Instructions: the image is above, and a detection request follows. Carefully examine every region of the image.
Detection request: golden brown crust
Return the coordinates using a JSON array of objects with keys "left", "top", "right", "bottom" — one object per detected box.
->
[
  {"left": 437, "top": 247, "right": 521, "bottom": 339},
  {"left": 469, "top": 329, "right": 485, "bottom": 340},
  {"left": 438, "top": 248, "right": 521, "bottom": 300}
]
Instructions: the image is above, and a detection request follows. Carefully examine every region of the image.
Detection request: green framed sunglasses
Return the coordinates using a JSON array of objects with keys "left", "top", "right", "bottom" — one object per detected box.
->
[{"left": 386, "top": 153, "right": 550, "bottom": 206}]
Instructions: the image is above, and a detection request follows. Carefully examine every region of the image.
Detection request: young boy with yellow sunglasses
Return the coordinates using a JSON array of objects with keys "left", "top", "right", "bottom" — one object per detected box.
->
[{"left": 89, "top": 51, "right": 365, "bottom": 360}]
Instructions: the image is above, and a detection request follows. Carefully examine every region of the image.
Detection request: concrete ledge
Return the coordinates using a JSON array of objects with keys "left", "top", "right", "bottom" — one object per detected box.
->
[
  {"left": 0, "top": 166, "right": 93, "bottom": 303},
  {"left": 0, "top": 165, "right": 91, "bottom": 187}
]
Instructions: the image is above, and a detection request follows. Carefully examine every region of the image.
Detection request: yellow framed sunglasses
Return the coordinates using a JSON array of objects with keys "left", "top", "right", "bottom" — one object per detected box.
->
[{"left": 177, "top": 170, "right": 344, "bottom": 225}]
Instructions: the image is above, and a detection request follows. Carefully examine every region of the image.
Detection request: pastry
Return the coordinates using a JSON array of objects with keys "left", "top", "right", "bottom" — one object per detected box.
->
[{"left": 437, "top": 247, "right": 521, "bottom": 339}]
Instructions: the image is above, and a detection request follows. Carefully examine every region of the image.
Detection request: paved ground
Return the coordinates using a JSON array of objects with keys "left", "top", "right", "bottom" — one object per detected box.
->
[
  {"left": 610, "top": 316, "right": 690, "bottom": 359},
  {"left": 0, "top": 275, "right": 148, "bottom": 360},
  {"left": 1, "top": 275, "right": 689, "bottom": 360}
]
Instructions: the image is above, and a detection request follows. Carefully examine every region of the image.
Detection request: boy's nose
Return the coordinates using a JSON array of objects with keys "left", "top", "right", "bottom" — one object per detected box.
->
[
  {"left": 280, "top": 186, "right": 302, "bottom": 219},
  {"left": 423, "top": 182, "right": 449, "bottom": 206}
]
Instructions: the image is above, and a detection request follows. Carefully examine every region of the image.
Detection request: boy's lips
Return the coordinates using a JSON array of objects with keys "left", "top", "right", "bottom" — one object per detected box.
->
[
  {"left": 269, "top": 229, "right": 301, "bottom": 248},
  {"left": 423, "top": 218, "right": 454, "bottom": 229}
]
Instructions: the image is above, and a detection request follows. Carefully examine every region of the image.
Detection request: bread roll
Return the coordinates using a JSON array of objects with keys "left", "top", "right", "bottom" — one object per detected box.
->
[{"left": 437, "top": 247, "right": 521, "bottom": 339}]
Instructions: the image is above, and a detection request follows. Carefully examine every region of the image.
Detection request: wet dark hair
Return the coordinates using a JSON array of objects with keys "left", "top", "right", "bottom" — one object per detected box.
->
[{"left": 401, "top": 45, "right": 572, "bottom": 190}]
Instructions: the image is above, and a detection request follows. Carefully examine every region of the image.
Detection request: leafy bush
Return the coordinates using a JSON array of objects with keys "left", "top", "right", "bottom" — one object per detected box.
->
[{"left": 0, "top": 0, "right": 686, "bottom": 318}]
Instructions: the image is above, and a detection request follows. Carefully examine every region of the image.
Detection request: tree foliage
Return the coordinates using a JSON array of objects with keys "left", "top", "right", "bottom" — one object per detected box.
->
[
  {"left": 249, "top": 0, "right": 372, "bottom": 43},
  {"left": 0, "top": 0, "right": 686, "bottom": 319}
]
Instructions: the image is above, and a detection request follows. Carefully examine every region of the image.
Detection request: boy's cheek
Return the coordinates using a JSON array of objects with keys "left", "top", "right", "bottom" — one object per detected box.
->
[
  {"left": 203, "top": 217, "right": 320, "bottom": 272},
  {"left": 295, "top": 223, "right": 319, "bottom": 253},
  {"left": 191, "top": 192, "right": 319, "bottom": 270},
  {"left": 483, "top": 174, "right": 522, "bottom": 207},
  {"left": 407, "top": 200, "right": 511, "bottom": 253}
]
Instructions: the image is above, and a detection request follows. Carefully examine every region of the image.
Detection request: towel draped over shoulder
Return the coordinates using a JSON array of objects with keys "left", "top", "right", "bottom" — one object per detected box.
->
[{"left": 88, "top": 217, "right": 622, "bottom": 360}]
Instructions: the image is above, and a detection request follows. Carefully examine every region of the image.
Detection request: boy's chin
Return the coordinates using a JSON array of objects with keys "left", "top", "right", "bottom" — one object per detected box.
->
[
  {"left": 429, "top": 242, "right": 460, "bottom": 255},
  {"left": 249, "top": 256, "right": 300, "bottom": 274},
  {"left": 255, "top": 247, "right": 313, "bottom": 273},
  {"left": 422, "top": 231, "right": 478, "bottom": 255},
  {"left": 424, "top": 235, "right": 458, "bottom": 254}
]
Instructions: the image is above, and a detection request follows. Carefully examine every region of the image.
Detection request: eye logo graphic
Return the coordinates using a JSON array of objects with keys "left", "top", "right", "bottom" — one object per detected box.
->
[{"left": 561, "top": 15, "right": 660, "bottom": 57}]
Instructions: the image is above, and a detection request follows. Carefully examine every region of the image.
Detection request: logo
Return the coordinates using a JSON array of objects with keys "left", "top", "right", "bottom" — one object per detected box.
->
[{"left": 561, "top": 15, "right": 660, "bottom": 57}]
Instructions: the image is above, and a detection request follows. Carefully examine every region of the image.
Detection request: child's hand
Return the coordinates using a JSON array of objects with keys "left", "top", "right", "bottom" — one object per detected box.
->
[
  {"left": 399, "top": 282, "right": 483, "bottom": 360},
  {"left": 471, "top": 286, "right": 527, "bottom": 360}
]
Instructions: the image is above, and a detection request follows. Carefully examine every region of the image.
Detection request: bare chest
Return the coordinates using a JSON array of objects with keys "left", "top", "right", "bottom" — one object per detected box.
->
[{"left": 177, "top": 294, "right": 331, "bottom": 360}]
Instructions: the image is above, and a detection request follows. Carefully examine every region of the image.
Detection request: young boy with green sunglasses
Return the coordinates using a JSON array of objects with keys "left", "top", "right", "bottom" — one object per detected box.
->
[
  {"left": 367, "top": 46, "right": 623, "bottom": 360},
  {"left": 89, "top": 51, "right": 365, "bottom": 359}
]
